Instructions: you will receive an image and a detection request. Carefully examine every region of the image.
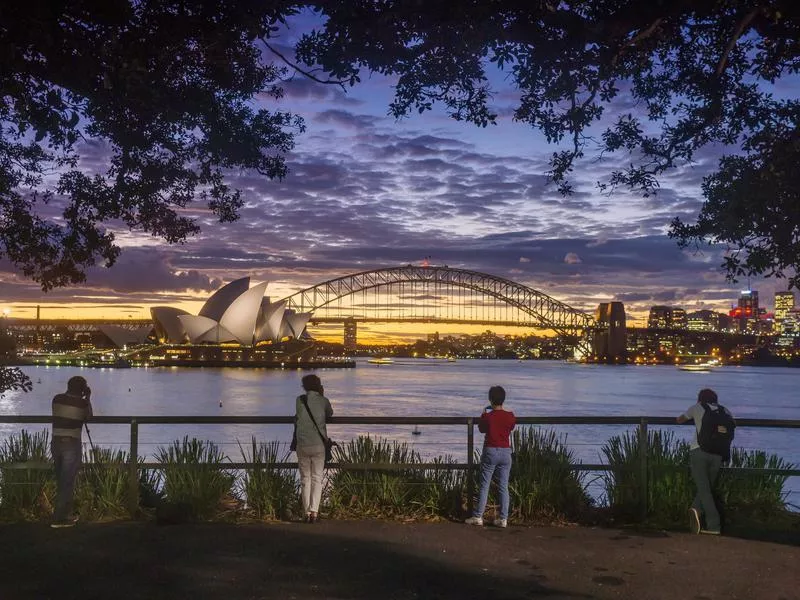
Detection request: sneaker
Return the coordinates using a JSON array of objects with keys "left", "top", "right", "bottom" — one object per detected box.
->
[
  {"left": 493, "top": 519, "right": 508, "bottom": 528},
  {"left": 50, "top": 520, "right": 76, "bottom": 529},
  {"left": 464, "top": 516, "right": 483, "bottom": 526},
  {"left": 688, "top": 508, "right": 701, "bottom": 534},
  {"left": 700, "top": 529, "right": 721, "bottom": 536}
]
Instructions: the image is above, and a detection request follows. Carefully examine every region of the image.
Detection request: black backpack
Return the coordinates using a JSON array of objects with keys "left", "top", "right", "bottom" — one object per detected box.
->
[{"left": 697, "top": 403, "right": 736, "bottom": 460}]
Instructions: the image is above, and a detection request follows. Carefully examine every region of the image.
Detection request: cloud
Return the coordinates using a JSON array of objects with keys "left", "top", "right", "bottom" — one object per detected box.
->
[
  {"left": 83, "top": 249, "right": 222, "bottom": 294},
  {"left": 519, "top": 257, "right": 531, "bottom": 263},
  {"left": 564, "top": 253, "right": 583, "bottom": 264}
]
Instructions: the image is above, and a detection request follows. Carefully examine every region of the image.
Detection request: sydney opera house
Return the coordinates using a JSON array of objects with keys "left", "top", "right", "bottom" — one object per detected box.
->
[{"left": 151, "top": 277, "right": 311, "bottom": 346}]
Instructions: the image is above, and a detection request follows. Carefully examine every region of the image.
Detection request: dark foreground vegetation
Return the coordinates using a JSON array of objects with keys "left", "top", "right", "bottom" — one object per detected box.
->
[{"left": 1, "top": 426, "right": 796, "bottom": 541}]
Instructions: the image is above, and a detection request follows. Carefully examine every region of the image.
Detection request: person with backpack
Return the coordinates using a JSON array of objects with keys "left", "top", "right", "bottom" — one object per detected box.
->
[
  {"left": 291, "top": 374, "right": 333, "bottom": 523},
  {"left": 677, "top": 388, "right": 736, "bottom": 535}
]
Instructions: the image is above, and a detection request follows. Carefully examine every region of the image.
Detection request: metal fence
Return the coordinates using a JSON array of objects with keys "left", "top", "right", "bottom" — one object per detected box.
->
[{"left": 1, "top": 415, "right": 799, "bottom": 516}]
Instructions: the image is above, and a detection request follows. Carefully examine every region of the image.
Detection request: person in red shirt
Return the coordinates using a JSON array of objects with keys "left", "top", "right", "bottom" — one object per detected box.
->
[{"left": 465, "top": 386, "right": 516, "bottom": 528}]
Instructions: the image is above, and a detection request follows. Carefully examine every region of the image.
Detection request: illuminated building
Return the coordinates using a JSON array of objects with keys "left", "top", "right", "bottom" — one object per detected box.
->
[
  {"left": 687, "top": 310, "right": 720, "bottom": 332},
  {"left": 774, "top": 292, "right": 795, "bottom": 332},
  {"left": 671, "top": 308, "right": 687, "bottom": 330},
  {"left": 729, "top": 290, "right": 759, "bottom": 332},
  {"left": 647, "top": 306, "right": 687, "bottom": 329},
  {"left": 777, "top": 308, "right": 800, "bottom": 347},
  {"left": 648, "top": 306, "right": 670, "bottom": 329},
  {"left": 343, "top": 318, "right": 357, "bottom": 351},
  {"left": 151, "top": 277, "right": 311, "bottom": 346}
]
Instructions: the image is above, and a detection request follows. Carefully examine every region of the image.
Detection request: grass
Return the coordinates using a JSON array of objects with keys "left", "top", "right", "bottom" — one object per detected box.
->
[
  {"left": 718, "top": 448, "right": 794, "bottom": 522},
  {"left": 508, "top": 427, "right": 592, "bottom": 523},
  {"left": 327, "top": 436, "right": 459, "bottom": 520},
  {"left": 154, "top": 436, "right": 236, "bottom": 520},
  {"left": 75, "top": 447, "right": 130, "bottom": 520},
  {"left": 237, "top": 438, "right": 297, "bottom": 520},
  {"left": 601, "top": 429, "right": 693, "bottom": 526},
  {"left": 0, "top": 429, "right": 54, "bottom": 520},
  {"left": 601, "top": 428, "right": 795, "bottom": 529},
  {"left": 0, "top": 427, "right": 792, "bottom": 530}
]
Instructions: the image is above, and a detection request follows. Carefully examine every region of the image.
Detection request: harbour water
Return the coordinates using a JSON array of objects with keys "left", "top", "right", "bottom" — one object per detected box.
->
[{"left": 1, "top": 360, "right": 798, "bottom": 506}]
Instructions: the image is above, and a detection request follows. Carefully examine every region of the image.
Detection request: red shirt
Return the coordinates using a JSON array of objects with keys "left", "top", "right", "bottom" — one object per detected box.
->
[{"left": 478, "top": 409, "right": 516, "bottom": 448}]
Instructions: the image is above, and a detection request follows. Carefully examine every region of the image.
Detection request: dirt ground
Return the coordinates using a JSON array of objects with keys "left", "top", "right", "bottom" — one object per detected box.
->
[{"left": 1, "top": 520, "right": 798, "bottom": 600}]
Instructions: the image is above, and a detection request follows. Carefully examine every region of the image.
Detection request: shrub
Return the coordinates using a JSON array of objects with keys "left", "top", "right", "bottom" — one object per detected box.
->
[
  {"left": 237, "top": 438, "right": 297, "bottom": 520},
  {"left": 75, "top": 447, "right": 129, "bottom": 520},
  {"left": 602, "top": 429, "right": 793, "bottom": 529},
  {"left": 0, "top": 430, "right": 54, "bottom": 520},
  {"left": 601, "top": 429, "right": 692, "bottom": 525},
  {"left": 718, "top": 448, "right": 794, "bottom": 520},
  {"left": 154, "top": 436, "right": 235, "bottom": 520},
  {"left": 328, "top": 436, "right": 458, "bottom": 520},
  {"left": 508, "top": 427, "right": 592, "bottom": 522}
]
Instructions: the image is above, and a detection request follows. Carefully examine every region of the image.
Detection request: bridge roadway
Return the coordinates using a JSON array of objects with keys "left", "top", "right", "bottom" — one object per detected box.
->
[{"left": 0, "top": 520, "right": 795, "bottom": 599}]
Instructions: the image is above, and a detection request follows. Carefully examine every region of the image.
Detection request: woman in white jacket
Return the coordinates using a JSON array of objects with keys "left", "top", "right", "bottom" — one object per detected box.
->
[{"left": 294, "top": 374, "right": 333, "bottom": 523}]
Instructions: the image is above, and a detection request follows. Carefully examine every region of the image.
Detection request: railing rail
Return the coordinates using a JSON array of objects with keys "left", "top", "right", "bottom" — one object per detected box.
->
[
  {"left": 1, "top": 415, "right": 799, "bottom": 427},
  {"left": 1, "top": 415, "right": 798, "bottom": 516}
]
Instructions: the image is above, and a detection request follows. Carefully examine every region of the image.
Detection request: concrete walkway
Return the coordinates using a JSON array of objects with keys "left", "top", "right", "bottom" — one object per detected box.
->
[{"left": 0, "top": 520, "right": 797, "bottom": 599}]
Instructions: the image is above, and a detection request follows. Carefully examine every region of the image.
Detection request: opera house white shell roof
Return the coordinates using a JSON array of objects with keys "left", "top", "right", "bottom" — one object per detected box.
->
[{"left": 150, "top": 277, "right": 310, "bottom": 346}]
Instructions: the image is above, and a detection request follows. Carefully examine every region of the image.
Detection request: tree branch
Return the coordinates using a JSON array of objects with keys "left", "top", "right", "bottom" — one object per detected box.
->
[
  {"left": 715, "top": 8, "right": 760, "bottom": 77},
  {"left": 262, "top": 40, "right": 348, "bottom": 88}
]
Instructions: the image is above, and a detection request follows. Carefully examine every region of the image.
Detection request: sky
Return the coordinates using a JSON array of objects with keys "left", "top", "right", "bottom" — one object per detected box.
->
[{"left": 1, "top": 12, "right": 796, "bottom": 342}]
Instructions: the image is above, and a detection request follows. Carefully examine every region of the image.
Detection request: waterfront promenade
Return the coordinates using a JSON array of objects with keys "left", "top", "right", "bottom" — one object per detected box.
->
[{"left": 1, "top": 520, "right": 797, "bottom": 600}]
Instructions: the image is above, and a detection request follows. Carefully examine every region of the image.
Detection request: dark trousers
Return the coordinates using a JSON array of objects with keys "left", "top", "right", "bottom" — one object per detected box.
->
[
  {"left": 52, "top": 437, "right": 82, "bottom": 521},
  {"left": 689, "top": 448, "right": 722, "bottom": 531}
]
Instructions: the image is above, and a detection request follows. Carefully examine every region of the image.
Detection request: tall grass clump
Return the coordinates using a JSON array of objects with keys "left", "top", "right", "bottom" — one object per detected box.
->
[
  {"left": 237, "top": 438, "right": 297, "bottom": 520},
  {"left": 0, "top": 430, "right": 53, "bottom": 520},
  {"left": 508, "top": 427, "right": 591, "bottom": 523},
  {"left": 328, "top": 436, "right": 454, "bottom": 520},
  {"left": 602, "top": 430, "right": 794, "bottom": 528},
  {"left": 155, "top": 436, "right": 235, "bottom": 520},
  {"left": 718, "top": 448, "right": 794, "bottom": 521},
  {"left": 74, "top": 447, "right": 130, "bottom": 520},
  {"left": 602, "top": 429, "right": 692, "bottom": 525}
]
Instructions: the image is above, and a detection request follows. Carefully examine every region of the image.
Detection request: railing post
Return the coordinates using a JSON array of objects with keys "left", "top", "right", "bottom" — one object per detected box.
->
[
  {"left": 638, "top": 418, "right": 648, "bottom": 521},
  {"left": 467, "top": 417, "right": 475, "bottom": 515},
  {"left": 128, "top": 419, "right": 139, "bottom": 516}
]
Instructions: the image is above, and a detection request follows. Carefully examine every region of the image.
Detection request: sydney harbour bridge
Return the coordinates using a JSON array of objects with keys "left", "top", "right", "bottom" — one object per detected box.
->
[
  {"left": 281, "top": 266, "right": 623, "bottom": 358},
  {"left": 8, "top": 265, "right": 625, "bottom": 359}
]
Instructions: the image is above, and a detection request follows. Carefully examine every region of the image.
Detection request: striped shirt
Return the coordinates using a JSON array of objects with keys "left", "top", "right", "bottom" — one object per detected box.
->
[{"left": 52, "top": 392, "right": 92, "bottom": 439}]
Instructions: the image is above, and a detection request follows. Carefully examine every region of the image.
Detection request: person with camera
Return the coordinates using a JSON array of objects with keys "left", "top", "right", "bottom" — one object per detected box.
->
[
  {"left": 677, "top": 387, "right": 736, "bottom": 535},
  {"left": 292, "top": 374, "right": 333, "bottom": 523},
  {"left": 51, "top": 375, "right": 93, "bottom": 528},
  {"left": 465, "top": 385, "right": 516, "bottom": 528}
]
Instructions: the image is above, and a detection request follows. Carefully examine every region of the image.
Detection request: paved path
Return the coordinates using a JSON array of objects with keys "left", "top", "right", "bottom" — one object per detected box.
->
[{"left": 0, "top": 520, "right": 797, "bottom": 599}]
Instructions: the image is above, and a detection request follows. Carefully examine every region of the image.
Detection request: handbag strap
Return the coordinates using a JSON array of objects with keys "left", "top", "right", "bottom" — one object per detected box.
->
[{"left": 301, "top": 394, "right": 329, "bottom": 445}]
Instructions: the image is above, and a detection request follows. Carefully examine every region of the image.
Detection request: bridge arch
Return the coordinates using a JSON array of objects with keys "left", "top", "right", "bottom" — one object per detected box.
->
[{"left": 282, "top": 266, "right": 596, "bottom": 337}]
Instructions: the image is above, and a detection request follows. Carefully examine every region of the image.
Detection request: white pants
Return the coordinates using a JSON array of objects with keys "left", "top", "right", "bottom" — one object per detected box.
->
[{"left": 297, "top": 446, "right": 326, "bottom": 514}]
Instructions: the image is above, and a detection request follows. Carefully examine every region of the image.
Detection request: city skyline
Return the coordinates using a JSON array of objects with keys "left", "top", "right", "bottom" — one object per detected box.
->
[{"left": 1, "top": 11, "right": 798, "bottom": 341}]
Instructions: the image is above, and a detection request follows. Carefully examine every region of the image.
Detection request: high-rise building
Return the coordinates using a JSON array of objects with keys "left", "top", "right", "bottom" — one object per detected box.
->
[
  {"left": 777, "top": 308, "right": 800, "bottom": 346},
  {"left": 343, "top": 318, "right": 357, "bottom": 351},
  {"left": 671, "top": 308, "right": 687, "bottom": 330},
  {"left": 775, "top": 291, "right": 795, "bottom": 324},
  {"left": 729, "top": 289, "right": 759, "bottom": 332},
  {"left": 648, "top": 306, "right": 670, "bottom": 329},
  {"left": 647, "top": 306, "right": 686, "bottom": 329},
  {"left": 687, "top": 310, "right": 719, "bottom": 332}
]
